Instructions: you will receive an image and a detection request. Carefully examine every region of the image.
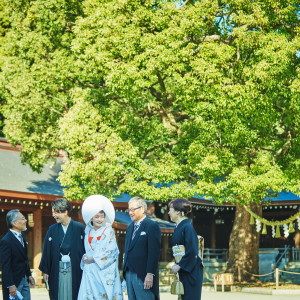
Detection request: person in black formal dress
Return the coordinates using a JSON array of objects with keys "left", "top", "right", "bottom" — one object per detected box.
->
[
  {"left": 168, "top": 198, "right": 203, "bottom": 300},
  {"left": 123, "top": 196, "right": 161, "bottom": 300},
  {"left": 0, "top": 209, "right": 35, "bottom": 300},
  {"left": 39, "top": 198, "right": 85, "bottom": 300}
]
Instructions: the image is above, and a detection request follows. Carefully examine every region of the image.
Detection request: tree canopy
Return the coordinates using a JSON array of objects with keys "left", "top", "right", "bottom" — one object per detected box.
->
[{"left": 1, "top": 0, "right": 300, "bottom": 202}]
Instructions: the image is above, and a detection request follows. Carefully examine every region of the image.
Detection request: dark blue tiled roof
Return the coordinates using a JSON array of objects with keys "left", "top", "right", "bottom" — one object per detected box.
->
[
  {"left": 264, "top": 191, "right": 300, "bottom": 201},
  {"left": 2, "top": 147, "right": 298, "bottom": 203},
  {"left": 191, "top": 190, "right": 300, "bottom": 203},
  {"left": 113, "top": 193, "right": 132, "bottom": 202},
  {"left": 115, "top": 211, "right": 175, "bottom": 229},
  {"left": 0, "top": 149, "right": 64, "bottom": 195}
]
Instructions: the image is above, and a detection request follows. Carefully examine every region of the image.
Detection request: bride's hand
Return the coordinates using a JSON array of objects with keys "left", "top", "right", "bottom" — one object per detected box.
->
[
  {"left": 171, "top": 264, "right": 181, "bottom": 274},
  {"left": 83, "top": 255, "right": 94, "bottom": 264}
]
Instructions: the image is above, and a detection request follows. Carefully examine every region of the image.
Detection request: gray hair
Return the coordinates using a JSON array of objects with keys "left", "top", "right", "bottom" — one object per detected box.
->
[
  {"left": 52, "top": 198, "right": 72, "bottom": 215},
  {"left": 129, "top": 196, "right": 147, "bottom": 213},
  {"left": 6, "top": 209, "right": 20, "bottom": 229}
]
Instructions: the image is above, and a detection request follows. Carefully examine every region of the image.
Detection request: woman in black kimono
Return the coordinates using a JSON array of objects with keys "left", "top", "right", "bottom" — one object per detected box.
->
[{"left": 168, "top": 198, "right": 203, "bottom": 300}]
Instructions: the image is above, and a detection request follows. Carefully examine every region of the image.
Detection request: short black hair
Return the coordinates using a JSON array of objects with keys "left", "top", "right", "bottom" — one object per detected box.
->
[{"left": 52, "top": 198, "right": 72, "bottom": 215}]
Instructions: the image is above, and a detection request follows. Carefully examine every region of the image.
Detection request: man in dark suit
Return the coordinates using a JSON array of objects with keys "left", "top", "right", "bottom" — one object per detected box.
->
[
  {"left": 123, "top": 196, "right": 161, "bottom": 300},
  {"left": 0, "top": 209, "right": 35, "bottom": 300}
]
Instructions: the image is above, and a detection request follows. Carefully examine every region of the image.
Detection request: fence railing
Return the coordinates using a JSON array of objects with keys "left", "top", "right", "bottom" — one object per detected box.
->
[
  {"left": 203, "top": 246, "right": 300, "bottom": 263},
  {"left": 292, "top": 247, "right": 300, "bottom": 261},
  {"left": 203, "top": 248, "right": 227, "bottom": 261},
  {"left": 274, "top": 245, "right": 290, "bottom": 269}
]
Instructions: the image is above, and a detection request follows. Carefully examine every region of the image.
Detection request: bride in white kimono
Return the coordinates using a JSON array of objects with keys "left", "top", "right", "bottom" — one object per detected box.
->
[{"left": 78, "top": 195, "right": 123, "bottom": 300}]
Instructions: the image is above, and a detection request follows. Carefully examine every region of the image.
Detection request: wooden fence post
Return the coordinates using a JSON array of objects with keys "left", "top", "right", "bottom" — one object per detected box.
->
[{"left": 275, "top": 268, "right": 279, "bottom": 290}]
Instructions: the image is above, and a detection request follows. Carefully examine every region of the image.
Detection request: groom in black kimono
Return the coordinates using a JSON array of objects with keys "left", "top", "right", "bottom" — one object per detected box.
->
[{"left": 39, "top": 198, "right": 85, "bottom": 300}]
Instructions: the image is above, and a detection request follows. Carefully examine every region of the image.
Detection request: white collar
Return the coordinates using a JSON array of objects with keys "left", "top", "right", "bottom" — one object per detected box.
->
[
  {"left": 135, "top": 216, "right": 146, "bottom": 226},
  {"left": 61, "top": 221, "right": 70, "bottom": 234},
  {"left": 10, "top": 229, "right": 24, "bottom": 247},
  {"left": 10, "top": 229, "right": 22, "bottom": 236},
  {"left": 89, "top": 225, "right": 108, "bottom": 236}
]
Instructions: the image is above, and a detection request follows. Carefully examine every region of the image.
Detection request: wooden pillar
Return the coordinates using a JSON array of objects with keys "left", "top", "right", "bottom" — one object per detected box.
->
[
  {"left": 294, "top": 232, "right": 300, "bottom": 248},
  {"left": 27, "top": 230, "right": 33, "bottom": 266},
  {"left": 275, "top": 268, "right": 279, "bottom": 289},
  {"left": 115, "top": 230, "right": 119, "bottom": 245},
  {"left": 78, "top": 210, "right": 84, "bottom": 223},
  {"left": 33, "top": 209, "right": 42, "bottom": 284},
  {"left": 161, "top": 208, "right": 170, "bottom": 261},
  {"left": 161, "top": 235, "right": 169, "bottom": 261},
  {"left": 211, "top": 215, "right": 216, "bottom": 249}
]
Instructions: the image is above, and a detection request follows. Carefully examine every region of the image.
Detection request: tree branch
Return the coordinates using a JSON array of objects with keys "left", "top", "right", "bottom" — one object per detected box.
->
[
  {"left": 275, "top": 131, "right": 292, "bottom": 158},
  {"left": 149, "top": 86, "right": 162, "bottom": 100},
  {"left": 68, "top": 77, "right": 99, "bottom": 89},
  {"left": 49, "top": 107, "right": 64, "bottom": 116},
  {"left": 109, "top": 96, "right": 133, "bottom": 110},
  {"left": 157, "top": 71, "right": 166, "bottom": 95},
  {"left": 192, "top": 34, "right": 233, "bottom": 56},
  {"left": 47, "top": 94, "right": 69, "bottom": 111},
  {"left": 178, "top": 0, "right": 191, "bottom": 8},
  {"left": 143, "top": 140, "right": 178, "bottom": 159},
  {"left": 274, "top": 7, "right": 292, "bottom": 29},
  {"left": 231, "top": 46, "right": 240, "bottom": 75}
]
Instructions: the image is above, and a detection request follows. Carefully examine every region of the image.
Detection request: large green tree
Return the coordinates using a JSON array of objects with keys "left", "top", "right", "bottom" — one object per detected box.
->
[
  {"left": 0, "top": 0, "right": 10, "bottom": 136},
  {"left": 1, "top": 0, "right": 300, "bottom": 279}
]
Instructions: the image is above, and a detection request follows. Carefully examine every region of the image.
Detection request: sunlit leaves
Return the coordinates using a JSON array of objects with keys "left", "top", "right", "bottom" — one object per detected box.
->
[{"left": 1, "top": 0, "right": 299, "bottom": 201}]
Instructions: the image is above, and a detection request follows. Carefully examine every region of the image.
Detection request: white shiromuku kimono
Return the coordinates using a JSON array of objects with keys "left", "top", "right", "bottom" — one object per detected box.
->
[{"left": 77, "top": 225, "right": 123, "bottom": 300}]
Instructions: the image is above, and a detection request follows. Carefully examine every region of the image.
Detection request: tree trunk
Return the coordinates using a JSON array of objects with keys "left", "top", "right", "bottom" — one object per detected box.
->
[{"left": 226, "top": 203, "right": 262, "bottom": 282}]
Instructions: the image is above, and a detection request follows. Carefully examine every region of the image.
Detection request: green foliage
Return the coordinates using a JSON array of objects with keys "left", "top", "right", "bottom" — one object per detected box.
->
[
  {"left": 0, "top": 0, "right": 10, "bottom": 37},
  {"left": 1, "top": 0, "right": 300, "bottom": 202},
  {"left": 0, "top": 1, "right": 9, "bottom": 136}
]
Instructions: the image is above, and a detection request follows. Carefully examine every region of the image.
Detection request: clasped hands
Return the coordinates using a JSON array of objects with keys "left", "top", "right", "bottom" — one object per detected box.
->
[
  {"left": 9, "top": 276, "right": 35, "bottom": 298},
  {"left": 9, "top": 285, "right": 18, "bottom": 298},
  {"left": 82, "top": 254, "right": 94, "bottom": 264},
  {"left": 28, "top": 276, "right": 35, "bottom": 287},
  {"left": 170, "top": 264, "right": 181, "bottom": 274}
]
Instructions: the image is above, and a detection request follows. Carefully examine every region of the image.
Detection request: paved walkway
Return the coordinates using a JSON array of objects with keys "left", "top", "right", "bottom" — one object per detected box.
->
[{"left": 1, "top": 288, "right": 300, "bottom": 300}]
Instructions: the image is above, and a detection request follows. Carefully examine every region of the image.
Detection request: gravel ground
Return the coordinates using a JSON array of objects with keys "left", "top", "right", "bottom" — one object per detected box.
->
[{"left": 1, "top": 287, "right": 300, "bottom": 300}]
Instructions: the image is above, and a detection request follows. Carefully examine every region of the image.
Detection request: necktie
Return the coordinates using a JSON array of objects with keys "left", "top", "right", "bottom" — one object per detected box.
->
[
  {"left": 132, "top": 223, "right": 140, "bottom": 240},
  {"left": 15, "top": 233, "right": 24, "bottom": 247},
  {"left": 19, "top": 234, "right": 25, "bottom": 247}
]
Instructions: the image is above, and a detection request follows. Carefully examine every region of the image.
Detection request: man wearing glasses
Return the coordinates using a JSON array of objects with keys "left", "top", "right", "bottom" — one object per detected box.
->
[
  {"left": 123, "top": 196, "right": 161, "bottom": 300},
  {"left": 0, "top": 210, "right": 35, "bottom": 300}
]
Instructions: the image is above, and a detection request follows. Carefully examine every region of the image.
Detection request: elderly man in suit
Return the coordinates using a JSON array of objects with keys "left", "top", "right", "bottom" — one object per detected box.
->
[
  {"left": 0, "top": 209, "right": 35, "bottom": 300},
  {"left": 123, "top": 196, "right": 161, "bottom": 300}
]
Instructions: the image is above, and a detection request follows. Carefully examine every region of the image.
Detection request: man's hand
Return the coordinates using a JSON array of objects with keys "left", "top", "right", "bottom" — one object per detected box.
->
[
  {"left": 83, "top": 254, "right": 94, "bottom": 264},
  {"left": 144, "top": 274, "right": 153, "bottom": 289},
  {"left": 43, "top": 273, "right": 49, "bottom": 282},
  {"left": 171, "top": 264, "right": 181, "bottom": 274},
  {"left": 28, "top": 276, "right": 35, "bottom": 287},
  {"left": 9, "top": 285, "right": 17, "bottom": 298}
]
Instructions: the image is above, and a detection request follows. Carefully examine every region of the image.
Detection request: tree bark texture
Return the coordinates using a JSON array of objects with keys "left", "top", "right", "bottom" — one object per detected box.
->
[{"left": 226, "top": 203, "right": 262, "bottom": 281}]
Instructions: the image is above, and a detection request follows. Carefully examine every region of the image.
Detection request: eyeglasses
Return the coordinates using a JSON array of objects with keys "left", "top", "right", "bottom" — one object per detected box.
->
[
  {"left": 126, "top": 206, "right": 142, "bottom": 213},
  {"left": 17, "top": 216, "right": 26, "bottom": 222}
]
